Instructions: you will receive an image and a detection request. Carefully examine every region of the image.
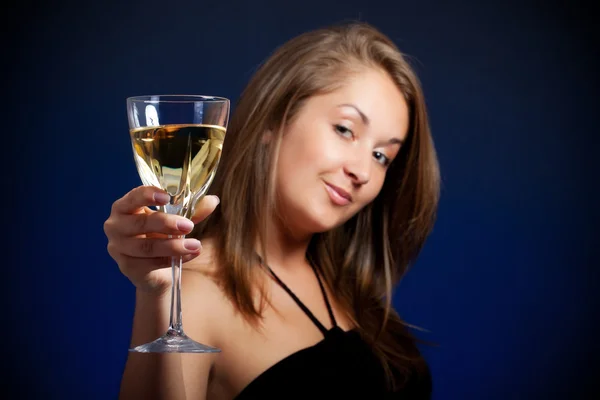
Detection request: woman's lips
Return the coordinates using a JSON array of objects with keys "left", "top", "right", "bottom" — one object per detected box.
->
[{"left": 324, "top": 182, "right": 352, "bottom": 206}]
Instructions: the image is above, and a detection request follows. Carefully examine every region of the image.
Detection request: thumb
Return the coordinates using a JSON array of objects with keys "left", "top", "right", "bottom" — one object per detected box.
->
[{"left": 190, "top": 195, "right": 220, "bottom": 224}]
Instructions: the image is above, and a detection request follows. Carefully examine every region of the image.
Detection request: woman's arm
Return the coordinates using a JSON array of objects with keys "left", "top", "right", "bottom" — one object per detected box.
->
[{"left": 119, "top": 269, "right": 221, "bottom": 400}]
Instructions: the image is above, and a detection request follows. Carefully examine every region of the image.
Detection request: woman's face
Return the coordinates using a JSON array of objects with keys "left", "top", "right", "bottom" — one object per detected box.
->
[{"left": 274, "top": 67, "right": 410, "bottom": 236}]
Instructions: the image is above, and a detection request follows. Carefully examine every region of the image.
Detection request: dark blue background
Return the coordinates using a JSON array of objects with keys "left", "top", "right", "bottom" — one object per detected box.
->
[{"left": 6, "top": 0, "right": 598, "bottom": 398}]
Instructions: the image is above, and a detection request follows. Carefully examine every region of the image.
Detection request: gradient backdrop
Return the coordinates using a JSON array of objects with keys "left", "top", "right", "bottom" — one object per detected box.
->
[{"left": 6, "top": 0, "right": 598, "bottom": 398}]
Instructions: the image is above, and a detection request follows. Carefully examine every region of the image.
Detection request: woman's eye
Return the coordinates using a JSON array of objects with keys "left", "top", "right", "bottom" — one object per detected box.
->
[
  {"left": 334, "top": 124, "right": 353, "bottom": 138},
  {"left": 373, "top": 151, "right": 390, "bottom": 167}
]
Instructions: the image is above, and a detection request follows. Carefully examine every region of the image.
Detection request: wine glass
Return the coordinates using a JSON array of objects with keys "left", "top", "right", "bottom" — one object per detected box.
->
[{"left": 126, "top": 95, "right": 229, "bottom": 353}]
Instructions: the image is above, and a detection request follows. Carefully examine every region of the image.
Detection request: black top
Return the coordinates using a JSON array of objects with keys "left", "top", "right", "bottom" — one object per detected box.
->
[{"left": 233, "top": 260, "right": 432, "bottom": 399}]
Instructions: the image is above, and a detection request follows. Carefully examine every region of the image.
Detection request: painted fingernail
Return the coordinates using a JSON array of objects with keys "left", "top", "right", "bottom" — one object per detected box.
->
[
  {"left": 177, "top": 219, "right": 194, "bottom": 232},
  {"left": 184, "top": 239, "right": 201, "bottom": 251},
  {"left": 154, "top": 192, "right": 170, "bottom": 204}
]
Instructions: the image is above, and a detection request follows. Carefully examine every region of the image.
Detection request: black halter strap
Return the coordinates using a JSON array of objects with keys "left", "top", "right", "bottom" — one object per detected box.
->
[{"left": 258, "top": 256, "right": 338, "bottom": 335}]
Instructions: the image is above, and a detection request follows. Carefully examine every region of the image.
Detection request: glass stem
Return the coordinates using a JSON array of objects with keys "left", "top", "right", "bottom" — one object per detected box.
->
[{"left": 168, "top": 236, "right": 184, "bottom": 335}]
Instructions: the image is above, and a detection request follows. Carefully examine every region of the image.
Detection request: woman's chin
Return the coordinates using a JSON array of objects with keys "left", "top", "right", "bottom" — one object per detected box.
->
[
  {"left": 303, "top": 215, "right": 348, "bottom": 235},
  {"left": 277, "top": 206, "right": 349, "bottom": 238}
]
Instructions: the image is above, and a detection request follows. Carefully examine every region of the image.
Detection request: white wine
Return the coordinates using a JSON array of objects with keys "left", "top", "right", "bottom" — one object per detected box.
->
[{"left": 130, "top": 124, "right": 225, "bottom": 209}]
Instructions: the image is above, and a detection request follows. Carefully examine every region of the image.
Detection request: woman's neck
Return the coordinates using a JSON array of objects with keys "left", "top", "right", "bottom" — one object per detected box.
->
[{"left": 258, "top": 215, "right": 313, "bottom": 271}]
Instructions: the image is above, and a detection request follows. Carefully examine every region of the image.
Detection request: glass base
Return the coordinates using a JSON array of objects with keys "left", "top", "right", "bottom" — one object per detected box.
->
[{"left": 129, "top": 329, "right": 221, "bottom": 353}]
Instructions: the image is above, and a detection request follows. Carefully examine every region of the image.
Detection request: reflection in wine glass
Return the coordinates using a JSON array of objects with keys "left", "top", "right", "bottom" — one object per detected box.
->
[{"left": 126, "top": 95, "right": 229, "bottom": 353}]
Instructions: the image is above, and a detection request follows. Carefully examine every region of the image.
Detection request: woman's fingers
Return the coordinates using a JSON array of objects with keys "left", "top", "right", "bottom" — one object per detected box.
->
[
  {"left": 111, "top": 186, "right": 170, "bottom": 215},
  {"left": 191, "top": 195, "right": 220, "bottom": 224},
  {"left": 115, "top": 237, "right": 202, "bottom": 258},
  {"left": 114, "top": 252, "right": 202, "bottom": 271},
  {"left": 110, "top": 212, "right": 195, "bottom": 237}
]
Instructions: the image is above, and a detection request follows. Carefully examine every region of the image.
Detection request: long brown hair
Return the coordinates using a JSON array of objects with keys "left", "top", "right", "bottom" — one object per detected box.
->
[{"left": 193, "top": 21, "right": 440, "bottom": 390}]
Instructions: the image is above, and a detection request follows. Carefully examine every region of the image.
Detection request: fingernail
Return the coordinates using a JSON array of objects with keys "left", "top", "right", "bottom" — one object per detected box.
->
[
  {"left": 184, "top": 239, "right": 201, "bottom": 251},
  {"left": 177, "top": 219, "right": 194, "bottom": 232},
  {"left": 211, "top": 195, "right": 220, "bottom": 205},
  {"left": 154, "top": 192, "right": 170, "bottom": 204}
]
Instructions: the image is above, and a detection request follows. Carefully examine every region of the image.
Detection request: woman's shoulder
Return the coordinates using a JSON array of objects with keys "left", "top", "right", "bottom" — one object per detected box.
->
[{"left": 180, "top": 237, "right": 237, "bottom": 347}]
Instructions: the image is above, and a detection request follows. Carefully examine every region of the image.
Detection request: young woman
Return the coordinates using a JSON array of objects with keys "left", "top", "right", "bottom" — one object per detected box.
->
[{"left": 105, "top": 21, "right": 440, "bottom": 399}]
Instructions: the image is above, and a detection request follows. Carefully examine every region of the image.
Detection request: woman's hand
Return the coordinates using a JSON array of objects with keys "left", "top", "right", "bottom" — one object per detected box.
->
[{"left": 104, "top": 185, "right": 220, "bottom": 295}]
